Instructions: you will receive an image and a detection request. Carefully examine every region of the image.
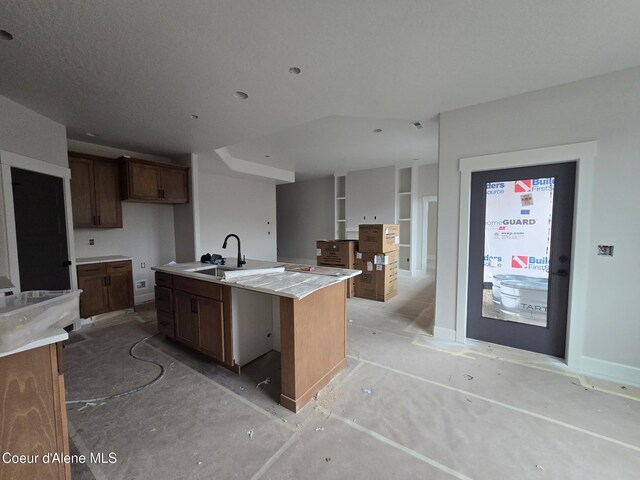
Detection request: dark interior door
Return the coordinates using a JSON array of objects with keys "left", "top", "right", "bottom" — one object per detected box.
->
[
  {"left": 467, "top": 162, "right": 576, "bottom": 358},
  {"left": 11, "top": 167, "right": 71, "bottom": 291}
]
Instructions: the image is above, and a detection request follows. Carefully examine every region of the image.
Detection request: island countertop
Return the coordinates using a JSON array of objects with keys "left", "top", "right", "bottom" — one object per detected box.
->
[{"left": 152, "top": 258, "right": 360, "bottom": 300}]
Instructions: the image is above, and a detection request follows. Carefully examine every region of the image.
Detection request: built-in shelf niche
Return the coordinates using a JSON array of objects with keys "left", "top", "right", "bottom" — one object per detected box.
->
[
  {"left": 396, "top": 166, "right": 415, "bottom": 273},
  {"left": 335, "top": 175, "right": 346, "bottom": 240}
]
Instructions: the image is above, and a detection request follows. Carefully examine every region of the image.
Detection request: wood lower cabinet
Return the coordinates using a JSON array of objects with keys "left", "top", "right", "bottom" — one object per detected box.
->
[
  {"left": 120, "top": 157, "right": 189, "bottom": 204},
  {"left": 77, "top": 261, "right": 133, "bottom": 318},
  {"left": 155, "top": 273, "right": 225, "bottom": 363},
  {"left": 69, "top": 152, "right": 122, "bottom": 229},
  {"left": 0, "top": 343, "right": 70, "bottom": 480}
]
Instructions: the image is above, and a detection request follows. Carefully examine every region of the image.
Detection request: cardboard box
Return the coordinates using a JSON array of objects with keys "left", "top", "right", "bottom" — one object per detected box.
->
[
  {"left": 316, "top": 240, "right": 358, "bottom": 267},
  {"left": 354, "top": 251, "right": 398, "bottom": 302},
  {"left": 317, "top": 240, "right": 358, "bottom": 297},
  {"left": 358, "top": 224, "right": 400, "bottom": 253}
]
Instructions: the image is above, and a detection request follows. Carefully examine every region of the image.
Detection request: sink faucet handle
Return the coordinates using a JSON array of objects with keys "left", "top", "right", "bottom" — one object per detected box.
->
[{"left": 241, "top": 255, "right": 246, "bottom": 265}]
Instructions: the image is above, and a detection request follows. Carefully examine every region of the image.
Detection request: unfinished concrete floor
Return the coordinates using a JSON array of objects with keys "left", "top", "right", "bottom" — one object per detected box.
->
[{"left": 63, "top": 274, "right": 640, "bottom": 479}]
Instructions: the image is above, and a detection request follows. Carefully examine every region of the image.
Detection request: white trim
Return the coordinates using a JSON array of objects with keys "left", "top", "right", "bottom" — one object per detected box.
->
[
  {"left": 1, "top": 163, "right": 20, "bottom": 291},
  {"left": 0, "top": 150, "right": 70, "bottom": 179},
  {"left": 579, "top": 356, "right": 640, "bottom": 388},
  {"left": 0, "top": 150, "right": 75, "bottom": 292},
  {"left": 421, "top": 195, "right": 437, "bottom": 273},
  {"left": 455, "top": 141, "right": 596, "bottom": 370},
  {"left": 191, "top": 154, "right": 201, "bottom": 259},
  {"left": 433, "top": 326, "right": 456, "bottom": 342}
]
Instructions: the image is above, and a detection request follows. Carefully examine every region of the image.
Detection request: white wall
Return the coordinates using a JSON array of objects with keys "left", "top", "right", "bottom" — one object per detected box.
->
[
  {"left": 436, "top": 66, "right": 640, "bottom": 380},
  {"left": 0, "top": 95, "right": 68, "bottom": 167},
  {"left": 198, "top": 172, "right": 277, "bottom": 262},
  {"left": 68, "top": 140, "right": 177, "bottom": 303},
  {"left": 173, "top": 154, "right": 198, "bottom": 262},
  {"left": 276, "top": 176, "right": 334, "bottom": 263},
  {"left": 415, "top": 163, "right": 438, "bottom": 271},
  {"left": 346, "top": 166, "right": 396, "bottom": 236}
]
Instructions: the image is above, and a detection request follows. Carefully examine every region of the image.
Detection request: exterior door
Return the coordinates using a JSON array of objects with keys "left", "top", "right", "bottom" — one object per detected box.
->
[
  {"left": 11, "top": 167, "right": 71, "bottom": 291},
  {"left": 467, "top": 162, "right": 576, "bottom": 358}
]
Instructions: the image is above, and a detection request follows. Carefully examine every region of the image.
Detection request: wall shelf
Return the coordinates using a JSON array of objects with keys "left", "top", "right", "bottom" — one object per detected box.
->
[
  {"left": 396, "top": 166, "right": 416, "bottom": 273},
  {"left": 335, "top": 175, "right": 346, "bottom": 240}
]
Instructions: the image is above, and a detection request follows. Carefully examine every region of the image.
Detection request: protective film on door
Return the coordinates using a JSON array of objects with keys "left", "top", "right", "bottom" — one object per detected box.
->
[{"left": 481, "top": 177, "right": 555, "bottom": 327}]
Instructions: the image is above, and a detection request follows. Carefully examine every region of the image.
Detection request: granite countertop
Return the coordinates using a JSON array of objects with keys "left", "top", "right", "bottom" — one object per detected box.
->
[
  {"left": 152, "top": 258, "right": 361, "bottom": 300},
  {"left": 76, "top": 255, "right": 132, "bottom": 266}
]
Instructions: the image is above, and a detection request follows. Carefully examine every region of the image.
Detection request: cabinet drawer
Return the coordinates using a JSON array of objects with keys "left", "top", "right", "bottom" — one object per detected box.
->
[
  {"left": 155, "top": 271, "right": 173, "bottom": 288},
  {"left": 155, "top": 285, "right": 173, "bottom": 313},
  {"left": 173, "top": 275, "right": 222, "bottom": 301},
  {"left": 157, "top": 311, "right": 175, "bottom": 338},
  {"left": 106, "top": 260, "right": 132, "bottom": 273},
  {"left": 77, "top": 263, "right": 106, "bottom": 277}
]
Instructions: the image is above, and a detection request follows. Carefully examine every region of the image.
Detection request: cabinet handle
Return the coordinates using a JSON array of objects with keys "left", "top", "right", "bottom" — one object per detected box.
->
[
  {"left": 161, "top": 189, "right": 165, "bottom": 199},
  {"left": 158, "top": 189, "right": 162, "bottom": 199},
  {"left": 159, "top": 321, "right": 170, "bottom": 326},
  {"left": 97, "top": 215, "right": 101, "bottom": 225},
  {"left": 103, "top": 277, "right": 107, "bottom": 287},
  {"left": 193, "top": 299, "right": 198, "bottom": 314},
  {"left": 92, "top": 215, "right": 97, "bottom": 225}
]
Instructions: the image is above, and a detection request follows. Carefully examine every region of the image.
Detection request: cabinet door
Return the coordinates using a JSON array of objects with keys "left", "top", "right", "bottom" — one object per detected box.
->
[
  {"left": 0, "top": 344, "right": 70, "bottom": 480},
  {"left": 107, "top": 272, "right": 133, "bottom": 311},
  {"left": 69, "top": 157, "right": 95, "bottom": 228},
  {"left": 195, "top": 296, "right": 224, "bottom": 361},
  {"left": 159, "top": 166, "right": 188, "bottom": 203},
  {"left": 77, "top": 264, "right": 108, "bottom": 317},
  {"left": 93, "top": 160, "right": 122, "bottom": 228},
  {"left": 128, "top": 162, "right": 160, "bottom": 200},
  {"left": 174, "top": 291, "right": 197, "bottom": 347}
]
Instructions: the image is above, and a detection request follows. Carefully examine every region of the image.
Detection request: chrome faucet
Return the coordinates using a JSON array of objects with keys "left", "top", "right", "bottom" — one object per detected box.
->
[{"left": 222, "top": 234, "right": 246, "bottom": 268}]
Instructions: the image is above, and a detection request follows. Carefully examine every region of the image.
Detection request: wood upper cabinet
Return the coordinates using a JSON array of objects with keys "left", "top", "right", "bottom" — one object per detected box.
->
[
  {"left": 69, "top": 152, "right": 122, "bottom": 228},
  {"left": 0, "top": 343, "right": 71, "bottom": 480},
  {"left": 77, "top": 261, "right": 133, "bottom": 318},
  {"left": 120, "top": 157, "right": 189, "bottom": 204}
]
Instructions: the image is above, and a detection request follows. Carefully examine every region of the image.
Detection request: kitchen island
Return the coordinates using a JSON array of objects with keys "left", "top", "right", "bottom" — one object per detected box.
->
[{"left": 152, "top": 259, "right": 360, "bottom": 412}]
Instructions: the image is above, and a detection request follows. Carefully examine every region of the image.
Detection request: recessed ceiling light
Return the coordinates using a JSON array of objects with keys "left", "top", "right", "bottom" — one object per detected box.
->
[
  {"left": 233, "top": 91, "right": 249, "bottom": 100},
  {"left": 0, "top": 30, "right": 13, "bottom": 41},
  {"left": 373, "top": 129, "right": 383, "bottom": 133},
  {"left": 86, "top": 132, "right": 99, "bottom": 137},
  {"left": 265, "top": 155, "right": 271, "bottom": 158},
  {"left": 413, "top": 121, "right": 424, "bottom": 129},
  {"left": 288, "top": 67, "right": 301, "bottom": 75},
  {"left": 191, "top": 114, "right": 199, "bottom": 119}
]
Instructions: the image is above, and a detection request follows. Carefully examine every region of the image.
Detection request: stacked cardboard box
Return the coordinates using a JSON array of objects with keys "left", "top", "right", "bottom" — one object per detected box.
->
[
  {"left": 316, "top": 240, "right": 358, "bottom": 297},
  {"left": 355, "top": 224, "right": 400, "bottom": 301}
]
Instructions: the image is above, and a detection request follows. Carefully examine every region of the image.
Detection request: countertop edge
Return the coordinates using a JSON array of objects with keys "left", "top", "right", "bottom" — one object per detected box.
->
[
  {"left": 76, "top": 256, "right": 133, "bottom": 265},
  {"left": 0, "top": 328, "right": 69, "bottom": 358}
]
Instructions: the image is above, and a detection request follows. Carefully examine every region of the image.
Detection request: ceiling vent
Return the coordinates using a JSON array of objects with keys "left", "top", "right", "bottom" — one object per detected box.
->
[{"left": 413, "top": 121, "right": 424, "bottom": 129}]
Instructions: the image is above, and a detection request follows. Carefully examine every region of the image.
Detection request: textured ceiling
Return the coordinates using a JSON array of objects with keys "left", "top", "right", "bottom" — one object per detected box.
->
[{"left": 2, "top": 0, "right": 640, "bottom": 179}]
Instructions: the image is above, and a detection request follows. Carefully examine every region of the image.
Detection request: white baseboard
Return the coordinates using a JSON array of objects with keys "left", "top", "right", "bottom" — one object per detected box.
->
[
  {"left": 134, "top": 293, "right": 155, "bottom": 305},
  {"left": 579, "top": 356, "right": 640, "bottom": 387},
  {"left": 277, "top": 256, "right": 316, "bottom": 265},
  {"left": 433, "top": 326, "right": 456, "bottom": 342}
]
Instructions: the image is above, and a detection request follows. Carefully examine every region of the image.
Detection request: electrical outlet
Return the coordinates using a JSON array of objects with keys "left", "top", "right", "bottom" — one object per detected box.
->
[
  {"left": 89, "top": 238, "right": 95, "bottom": 246},
  {"left": 597, "top": 245, "right": 614, "bottom": 256},
  {"left": 141, "top": 262, "right": 146, "bottom": 268},
  {"left": 135, "top": 280, "right": 147, "bottom": 289}
]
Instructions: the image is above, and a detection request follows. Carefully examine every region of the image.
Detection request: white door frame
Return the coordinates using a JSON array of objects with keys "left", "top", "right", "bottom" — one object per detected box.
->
[
  {"left": 0, "top": 150, "right": 76, "bottom": 292},
  {"left": 421, "top": 195, "right": 437, "bottom": 273},
  {"left": 455, "top": 141, "right": 596, "bottom": 369}
]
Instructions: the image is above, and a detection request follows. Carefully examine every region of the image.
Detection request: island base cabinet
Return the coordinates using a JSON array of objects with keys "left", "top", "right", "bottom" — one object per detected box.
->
[
  {"left": 0, "top": 343, "right": 70, "bottom": 480},
  {"left": 173, "top": 290, "right": 224, "bottom": 362},
  {"left": 279, "top": 281, "right": 347, "bottom": 412}
]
